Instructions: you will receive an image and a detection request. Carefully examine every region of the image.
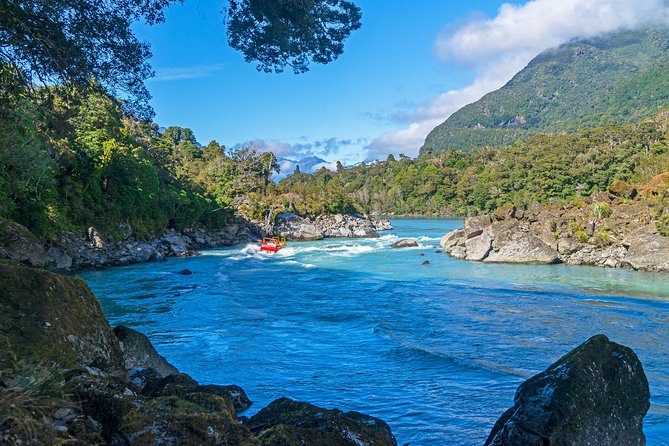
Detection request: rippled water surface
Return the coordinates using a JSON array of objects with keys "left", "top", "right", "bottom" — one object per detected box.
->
[{"left": 81, "top": 219, "right": 669, "bottom": 445}]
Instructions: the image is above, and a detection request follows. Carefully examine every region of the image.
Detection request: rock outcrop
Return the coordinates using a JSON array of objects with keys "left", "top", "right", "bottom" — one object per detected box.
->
[
  {"left": 485, "top": 334, "right": 650, "bottom": 446},
  {"left": 273, "top": 212, "right": 392, "bottom": 241},
  {"left": 247, "top": 397, "right": 397, "bottom": 446},
  {"left": 274, "top": 212, "right": 324, "bottom": 241},
  {"left": 113, "top": 326, "right": 179, "bottom": 377},
  {"left": 0, "top": 260, "right": 397, "bottom": 446},
  {"left": 441, "top": 185, "right": 669, "bottom": 271}
]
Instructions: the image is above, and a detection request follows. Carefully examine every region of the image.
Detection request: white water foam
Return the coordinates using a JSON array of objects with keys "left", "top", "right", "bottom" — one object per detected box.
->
[{"left": 276, "top": 243, "right": 376, "bottom": 258}]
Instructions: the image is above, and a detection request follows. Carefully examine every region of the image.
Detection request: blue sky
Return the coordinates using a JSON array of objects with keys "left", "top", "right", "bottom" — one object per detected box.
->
[{"left": 135, "top": 0, "right": 669, "bottom": 165}]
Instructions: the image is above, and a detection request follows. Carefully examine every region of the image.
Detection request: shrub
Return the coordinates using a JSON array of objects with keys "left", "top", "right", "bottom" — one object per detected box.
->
[{"left": 591, "top": 202, "right": 611, "bottom": 219}]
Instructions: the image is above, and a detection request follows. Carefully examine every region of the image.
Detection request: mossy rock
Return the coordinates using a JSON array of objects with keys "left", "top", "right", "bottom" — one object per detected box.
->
[
  {"left": 142, "top": 373, "right": 252, "bottom": 415},
  {"left": 494, "top": 203, "right": 517, "bottom": 220},
  {"left": 0, "top": 260, "right": 125, "bottom": 376},
  {"left": 118, "top": 396, "right": 258, "bottom": 446},
  {"left": 248, "top": 397, "right": 397, "bottom": 446},
  {"left": 608, "top": 180, "right": 637, "bottom": 198},
  {"left": 485, "top": 334, "right": 650, "bottom": 446}
]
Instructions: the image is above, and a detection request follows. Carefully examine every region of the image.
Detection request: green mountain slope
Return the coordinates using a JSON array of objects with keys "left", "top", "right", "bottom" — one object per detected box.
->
[{"left": 422, "top": 27, "right": 669, "bottom": 154}]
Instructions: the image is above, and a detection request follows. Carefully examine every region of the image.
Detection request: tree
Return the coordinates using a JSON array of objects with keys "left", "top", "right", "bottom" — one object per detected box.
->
[
  {"left": 0, "top": 0, "right": 362, "bottom": 118},
  {"left": 0, "top": 0, "right": 173, "bottom": 119},
  {"left": 226, "top": 0, "right": 362, "bottom": 73}
]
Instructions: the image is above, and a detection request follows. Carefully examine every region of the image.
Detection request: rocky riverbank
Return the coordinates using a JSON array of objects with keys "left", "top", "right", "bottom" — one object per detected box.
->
[
  {"left": 0, "top": 217, "right": 254, "bottom": 271},
  {"left": 0, "top": 260, "right": 398, "bottom": 445},
  {"left": 440, "top": 175, "right": 669, "bottom": 272},
  {"left": 0, "top": 212, "right": 392, "bottom": 271}
]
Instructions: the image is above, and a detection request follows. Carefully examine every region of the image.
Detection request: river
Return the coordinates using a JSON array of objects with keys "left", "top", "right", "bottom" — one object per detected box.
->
[{"left": 80, "top": 219, "right": 669, "bottom": 445}]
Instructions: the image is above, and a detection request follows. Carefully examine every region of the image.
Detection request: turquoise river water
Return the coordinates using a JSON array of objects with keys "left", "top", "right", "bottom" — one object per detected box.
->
[{"left": 81, "top": 219, "right": 669, "bottom": 445}]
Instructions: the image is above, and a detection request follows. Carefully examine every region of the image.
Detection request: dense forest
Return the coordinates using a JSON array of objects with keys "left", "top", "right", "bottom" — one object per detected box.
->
[
  {"left": 0, "top": 69, "right": 283, "bottom": 239},
  {"left": 423, "top": 27, "right": 669, "bottom": 153},
  {"left": 278, "top": 111, "right": 669, "bottom": 217}
]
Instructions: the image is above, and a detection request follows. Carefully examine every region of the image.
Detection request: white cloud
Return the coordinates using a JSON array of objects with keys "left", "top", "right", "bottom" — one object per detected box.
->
[{"left": 366, "top": 0, "right": 669, "bottom": 160}]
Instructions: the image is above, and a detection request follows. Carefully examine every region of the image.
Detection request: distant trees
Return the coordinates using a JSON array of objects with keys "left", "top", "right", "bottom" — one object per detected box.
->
[{"left": 277, "top": 111, "right": 669, "bottom": 216}]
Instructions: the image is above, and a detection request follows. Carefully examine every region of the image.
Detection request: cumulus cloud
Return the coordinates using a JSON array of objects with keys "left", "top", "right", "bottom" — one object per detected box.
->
[{"left": 366, "top": 0, "right": 669, "bottom": 160}]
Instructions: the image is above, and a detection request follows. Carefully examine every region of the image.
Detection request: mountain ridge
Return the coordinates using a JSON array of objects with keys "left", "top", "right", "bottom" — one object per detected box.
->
[{"left": 422, "top": 27, "right": 669, "bottom": 154}]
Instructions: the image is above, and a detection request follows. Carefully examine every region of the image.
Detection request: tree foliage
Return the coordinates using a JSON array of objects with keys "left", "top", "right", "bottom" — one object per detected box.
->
[
  {"left": 226, "top": 0, "right": 362, "bottom": 73},
  {"left": 279, "top": 111, "right": 669, "bottom": 217},
  {"left": 0, "top": 0, "right": 362, "bottom": 118},
  {"left": 0, "top": 68, "right": 284, "bottom": 239},
  {"left": 0, "top": 0, "right": 177, "bottom": 119}
]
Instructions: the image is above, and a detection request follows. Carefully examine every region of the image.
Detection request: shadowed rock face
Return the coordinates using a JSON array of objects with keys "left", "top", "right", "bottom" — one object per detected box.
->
[
  {"left": 113, "top": 326, "right": 179, "bottom": 377},
  {"left": 485, "top": 334, "right": 650, "bottom": 446}
]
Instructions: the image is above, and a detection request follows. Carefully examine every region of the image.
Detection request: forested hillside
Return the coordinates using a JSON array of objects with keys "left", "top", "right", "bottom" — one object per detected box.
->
[
  {"left": 422, "top": 27, "right": 669, "bottom": 154},
  {"left": 0, "top": 69, "right": 279, "bottom": 240},
  {"left": 280, "top": 111, "right": 669, "bottom": 216}
]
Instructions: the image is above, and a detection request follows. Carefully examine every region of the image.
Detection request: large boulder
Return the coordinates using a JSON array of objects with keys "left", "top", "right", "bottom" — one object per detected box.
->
[
  {"left": 372, "top": 219, "right": 393, "bottom": 232},
  {"left": 162, "top": 232, "right": 193, "bottom": 256},
  {"left": 440, "top": 229, "right": 465, "bottom": 250},
  {"left": 0, "top": 260, "right": 125, "bottom": 376},
  {"left": 622, "top": 225, "right": 669, "bottom": 272},
  {"left": 117, "top": 395, "right": 258, "bottom": 445},
  {"left": 247, "top": 397, "right": 397, "bottom": 446},
  {"left": 485, "top": 334, "right": 650, "bottom": 446},
  {"left": 485, "top": 232, "right": 560, "bottom": 264},
  {"left": 113, "top": 326, "right": 179, "bottom": 377},
  {"left": 127, "top": 242, "right": 157, "bottom": 263},
  {"left": 465, "top": 230, "right": 493, "bottom": 261},
  {"left": 274, "top": 212, "right": 324, "bottom": 241}
]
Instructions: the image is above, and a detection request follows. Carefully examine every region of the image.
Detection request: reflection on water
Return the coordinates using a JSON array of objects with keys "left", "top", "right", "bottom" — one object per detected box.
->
[{"left": 81, "top": 219, "right": 669, "bottom": 445}]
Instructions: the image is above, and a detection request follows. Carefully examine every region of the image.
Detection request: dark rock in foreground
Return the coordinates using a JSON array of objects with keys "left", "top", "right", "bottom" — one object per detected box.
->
[
  {"left": 485, "top": 334, "right": 650, "bottom": 446},
  {"left": 113, "top": 325, "right": 179, "bottom": 377},
  {"left": 248, "top": 397, "right": 397, "bottom": 446},
  {"left": 0, "top": 260, "right": 397, "bottom": 446},
  {"left": 0, "top": 259, "right": 125, "bottom": 376}
]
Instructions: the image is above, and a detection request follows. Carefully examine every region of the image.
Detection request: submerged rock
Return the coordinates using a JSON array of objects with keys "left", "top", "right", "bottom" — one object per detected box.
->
[
  {"left": 485, "top": 334, "right": 650, "bottom": 446},
  {"left": 391, "top": 238, "right": 418, "bottom": 248},
  {"left": 247, "top": 397, "right": 397, "bottom": 446}
]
